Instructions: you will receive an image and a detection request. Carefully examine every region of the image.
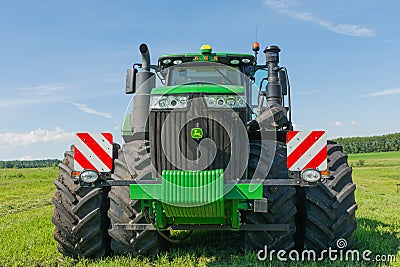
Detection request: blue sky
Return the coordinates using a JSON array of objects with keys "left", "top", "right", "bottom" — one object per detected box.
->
[{"left": 0, "top": 0, "right": 399, "bottom": 160}]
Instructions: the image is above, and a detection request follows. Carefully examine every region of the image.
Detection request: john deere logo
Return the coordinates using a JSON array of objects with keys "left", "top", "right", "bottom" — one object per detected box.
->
[{"left": 191, "top": 128, "right": 203, "bottom": 139}]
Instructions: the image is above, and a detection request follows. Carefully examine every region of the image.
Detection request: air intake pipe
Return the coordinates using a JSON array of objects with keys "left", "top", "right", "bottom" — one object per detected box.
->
[
  {"left": 131, "top": 43, "right": 155, "bottom": 138},
  {"left": 249, "top": 45, "right": 287, "bottom": 131},
  {"left": 264, "top": 45, "right": 282, "bottom": 107}
]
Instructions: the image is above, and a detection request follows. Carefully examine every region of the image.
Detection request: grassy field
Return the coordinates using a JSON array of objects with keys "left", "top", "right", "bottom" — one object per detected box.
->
[
  {"left": 0, "top": 152, "right": 399, "bottom": 267},
  {"left": 348, "top": 151, "right": 400, "bottom": 168}
]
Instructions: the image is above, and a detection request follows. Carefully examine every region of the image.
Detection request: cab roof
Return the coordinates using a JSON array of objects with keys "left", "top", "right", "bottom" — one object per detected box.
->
[{"left": 158, "top": 52, "right": 255, "bottom": 69}]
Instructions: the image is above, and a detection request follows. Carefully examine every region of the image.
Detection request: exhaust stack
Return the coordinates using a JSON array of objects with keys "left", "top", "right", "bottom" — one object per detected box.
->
[
  {"left": 139, "top": 43, "right": 151, "bottom": 72},
  {"left": 131, "top": 43, "right": 155, "bottom": 138}
]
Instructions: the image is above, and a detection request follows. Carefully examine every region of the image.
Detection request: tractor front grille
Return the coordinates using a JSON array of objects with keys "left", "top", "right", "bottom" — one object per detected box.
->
[{"left": 149, "top": 97, "right": 247, "bottom": 179}]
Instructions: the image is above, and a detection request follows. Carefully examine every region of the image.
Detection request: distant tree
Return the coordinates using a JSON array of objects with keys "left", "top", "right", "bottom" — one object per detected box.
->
[
  {"left": 333, "top": 132, "right": 400, "bottom": 154},
  {"left": 0, "top": 159, "right": 61, "bottom": 169}
]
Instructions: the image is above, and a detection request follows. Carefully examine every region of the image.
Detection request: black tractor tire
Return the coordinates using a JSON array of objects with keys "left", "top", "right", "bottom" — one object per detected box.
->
[
  {"left": 52, "top": 148, "right": 110, "bottom": 258},
  {"left": 108, "top": 140, "right": 161, "bottom": 256},
  {"left": 243, "top": 141, "right": 297, "bottom": 252},
  {"left": 301, "top": 141, "right": 357, "bottom": 250}
]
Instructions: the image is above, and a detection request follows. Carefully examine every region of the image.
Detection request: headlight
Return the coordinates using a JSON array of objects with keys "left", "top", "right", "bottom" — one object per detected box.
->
[
  {"left": 230, "top": 59, "right": 239, "bottom": 65},
  {"left": 79, "top": 170, "right": 99, "bottom": 183},
  {"left": 205, "top": 95, "right": 247, "bottom": 108},
  {"left": 207, "top": 97, "right": 216, "bottom": 106},
  {"left": 162, "top": 58, "right": 171, "bottom": 64},
  {"left": 301, "top": 169, "right": 321, "bottom": 183},
  {"left": 150, "top": 95, "right": 188, "bottom": 109},
  {"left": 158, "top": 96, "right": 170, "bottom": 108},
  {"left": 225, "top": 97, "right": 236, "bottom": 107}
]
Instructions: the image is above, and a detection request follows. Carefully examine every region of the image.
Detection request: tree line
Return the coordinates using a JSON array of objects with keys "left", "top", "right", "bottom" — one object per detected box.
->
[
  {"left": 0, "top": 132, "right": 399, "bottom": 168},
  {"left": 0, "top": 159, "right": 61, "bottom": 169},
  {"left": 333, "top": 132, "right": 400, "bottom": 154}
]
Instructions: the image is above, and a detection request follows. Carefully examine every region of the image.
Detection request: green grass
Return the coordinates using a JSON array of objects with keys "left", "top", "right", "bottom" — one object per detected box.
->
[
  {"left": 348, "top": 151, "right": 400, "bottom": 167},
  {"left": 348, "top": 151, "right": 400, "bottom": 160},
  {"left": 0, "top": 152, "right": 399, "bottom": 266}
]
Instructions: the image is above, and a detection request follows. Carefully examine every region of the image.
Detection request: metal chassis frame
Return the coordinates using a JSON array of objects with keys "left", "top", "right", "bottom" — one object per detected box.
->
[
  {"left": 93, "top": 177, "right": 315, "bottom": 188},
  {"left": 113, "top": 223, "right": 289, "bottom": 231}
]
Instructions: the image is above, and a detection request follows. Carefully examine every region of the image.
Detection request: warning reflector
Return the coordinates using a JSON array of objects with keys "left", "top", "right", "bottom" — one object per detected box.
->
[
  {"left": 286, "top": 131, "right": 327, "bottom": 171},
  {"left": 74, "top": 133, "right": 113, "bottom": 172}
]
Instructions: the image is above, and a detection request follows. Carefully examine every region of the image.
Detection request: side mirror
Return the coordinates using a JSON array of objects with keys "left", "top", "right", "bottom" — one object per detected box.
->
[
  {"left": 279, "top": 70, "right": 288, "bottom": 96},
  {"left": 126, "top": 68, "right": 138, "bottom": 94}
]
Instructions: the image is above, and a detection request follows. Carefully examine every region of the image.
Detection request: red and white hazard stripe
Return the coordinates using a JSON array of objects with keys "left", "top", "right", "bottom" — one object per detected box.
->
[
  {"left": 74, "top": 133, "right": 113, "bottom": 172},
  {"left": 286, "top": 131, "right": 327, "bottom": 171}
]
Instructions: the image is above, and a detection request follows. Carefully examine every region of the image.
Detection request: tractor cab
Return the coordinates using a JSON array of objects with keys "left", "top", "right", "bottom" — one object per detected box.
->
[
  {"left": 164, "top": 63, "right": 244, "bottom": 86},
  {"left": 157, "top": 44, "right": 255, "bottom": 76},
  {"left": 157, "top": 45, "right": 255, "bottom": 90}
]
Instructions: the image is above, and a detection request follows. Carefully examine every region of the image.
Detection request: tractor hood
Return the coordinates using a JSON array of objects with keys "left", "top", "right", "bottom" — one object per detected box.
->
[{"left": 150, "top": 84, "right": 245, "bottom": 95}]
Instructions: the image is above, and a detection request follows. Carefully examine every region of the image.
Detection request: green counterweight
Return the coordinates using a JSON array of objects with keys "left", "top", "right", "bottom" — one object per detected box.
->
[{"left": 130, "top": 169, "right": 263, "bottom": 230}]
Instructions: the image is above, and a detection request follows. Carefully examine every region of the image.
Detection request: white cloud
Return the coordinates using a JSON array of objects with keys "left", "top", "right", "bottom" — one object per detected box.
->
[
  {"left": 0, "top": 96, "right": 63, "bottom": 109},
  {"left": 19, "top": 156, "right": 33, "bottom": 160},
  {"left": 330, "top": 121, "right": 344, "bottom": 127},
  {"left": 265, "top": 0, "right": 299, "bottom": 9},
  {"left": 366, "top": 88, "right": 400, "bottom": 97},
  {"left": 293, "top": 90, "right": 320, "bottom": 96},
  {"left": 20, "top": 83, "right": 64, "bottom": 95},
  {"left": 351, "top": 121, "right": 359, "bottom": 126},
  {"left": 327, "top": 24, "right": 375, "bottom": 38},
  {"left": 384, "top": 39, "right": 396, "bottom": 44},
  {"left": 72, "top": 103, "right": 112, "bottom": 119},
  {"left": 0, "top": 127, "right": 74, "bottom": 148},
  {"left": 264, "top": 0, "right": 376, "bottom": 37},
  {"left": 0, "top": 84, "right": 68, "bottom": 109}
]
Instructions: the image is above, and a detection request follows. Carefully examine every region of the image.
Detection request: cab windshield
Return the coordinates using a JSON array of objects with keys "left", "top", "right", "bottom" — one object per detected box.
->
[{"left": 167, "top": 64, "right": 243, "bottom": 86}]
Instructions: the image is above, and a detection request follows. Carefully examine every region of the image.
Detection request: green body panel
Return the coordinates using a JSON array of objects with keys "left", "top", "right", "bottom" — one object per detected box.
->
[
  {"left": 130, "top": 181, "right": 263, "bottom": 200},
  {"left": 131, "top": 184, "right": 159, "bottom": 199},
  {"left": 121, "top": 114, "right": 132, "bottom": 136},
  {"left": 150, "top": 84, "right": 244, "bottom": 95},
  {"left": 224, "top": 183, "right": 263, "bottom": 199},
  {"left": 129, "top": 169, "right": 263, "bottom": 229}
]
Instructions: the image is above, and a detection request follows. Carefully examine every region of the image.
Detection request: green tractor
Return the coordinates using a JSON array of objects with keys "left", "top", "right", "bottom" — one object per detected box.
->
[{"left": 52, "top": 43, "right": 357, "bottom": 258}]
